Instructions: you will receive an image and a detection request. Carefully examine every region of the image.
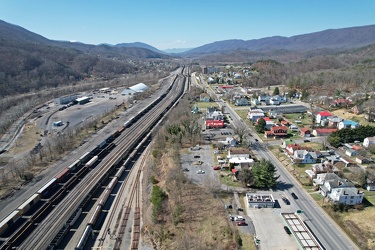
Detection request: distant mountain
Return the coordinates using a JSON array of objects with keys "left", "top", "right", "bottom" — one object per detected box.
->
[
  {"left": 183, "top": 25, "right": 375, "bottom": 55},
  {"left": 163, "top": 48, "right": 192, "bottom": 54},
  {"left": 0, "top": 19, "right": 170, "bottom": 97},
  {"left": 115, "top": 42, "right": 164, "bottom": 54}
]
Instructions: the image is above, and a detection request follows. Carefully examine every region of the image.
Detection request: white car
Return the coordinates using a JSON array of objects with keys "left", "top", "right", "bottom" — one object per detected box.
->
[
  {"left": 196, "top": 170, "right": 205, "bottom": 174},
  {"left": 234, "top": 216, "right": 245, "bottom": 221}
]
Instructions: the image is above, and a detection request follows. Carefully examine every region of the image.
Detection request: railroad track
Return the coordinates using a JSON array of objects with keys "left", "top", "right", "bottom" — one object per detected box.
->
[{"left": 12, "top": 70, "right": 186, "bottom": 250}]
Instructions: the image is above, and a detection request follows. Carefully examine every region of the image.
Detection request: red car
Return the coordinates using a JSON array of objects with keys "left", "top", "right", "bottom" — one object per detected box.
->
[
  {"left": 236, "top": 221, "right": 247, "bottom": 226},
  {"left": 213, "top": 166, "right": 221, "bottom": 170}
]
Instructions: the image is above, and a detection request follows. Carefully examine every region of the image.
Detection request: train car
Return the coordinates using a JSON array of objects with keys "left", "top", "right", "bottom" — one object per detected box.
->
[
  {"left": 111, "top": 130, "right": 120, "bottom": 139},
  {"left": 98, "top": 140, "right": 107, "bottom": 149},
  {"left": 37, "top": 178, "right": 58, "bottom": 196},
  {"left": 17, "top": 193, "right": 41, "bottom": 215},
  {"left": 85, "top": 156, "right": 99, "bottom": 168},
  {"left": 75, "top": 225, "right": 92, "bottom": 250},
  {"left": 67, "top": 159, "right": 80, "bottom": 171},
  {"left": 88, "top": 206, "right": 102, "bottom": 226},
  {"left": 55, "top": 168, "right": 70, "bottom": 182},
  {"left": 0, "top": 210, "right": 20, "bottom": 236},
  {"left": 107, "top": 178, "right": 117, "bottom": 191},
  {"left": 79, "top": 152, "right": 92, "bottom": 163},
  {"left": 117, "top": 126, "right": 125, "bottom": 134},
  {"left": 98, "top": 189, "right": 111, "bottom": 207}
]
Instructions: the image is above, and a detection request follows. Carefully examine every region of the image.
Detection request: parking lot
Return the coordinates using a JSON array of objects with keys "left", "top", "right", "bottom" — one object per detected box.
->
[{"left": 245, "top": 192, "right": 300, "bottom": 250}]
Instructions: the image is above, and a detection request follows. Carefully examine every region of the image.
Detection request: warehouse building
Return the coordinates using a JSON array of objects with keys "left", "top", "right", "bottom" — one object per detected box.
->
[
  {"left": 76, "top": 96, "right": 91, "bottom": 105},
  {"left": 121, "top": 83, "right": 148, "bottom": 95},
  {"left": 56, "top": 95, "right": 77, "bottom": 105}
]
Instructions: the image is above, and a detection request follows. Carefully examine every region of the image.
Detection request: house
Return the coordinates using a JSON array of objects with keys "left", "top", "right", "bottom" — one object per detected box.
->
[
  {"left": 363, "top": 137, "right": 375, "bottom": 148},
  {"left": 264, "top": 125, "right": 288, "bottom": 138},
  {"left": 247, "top": 109, "right": 265, "bottom": 122},
  {"left": 351, "top": 105, "right": 363, "bottom": 115},
  {"left": 289, "top": 124, "right": 299, "bottom": 131},
  {"left": 312, "top": 128, "right": 337, "bottom": 137},
  {"left": 285, "top": 144, "right": 312, "bottom": 156},
  {"left": 329, "top": 187, "right": 364, "bottom": 205},
  {"left": 219, "top": 137, "right": 239, "bottom": 147},
  {"left": 281, "top": 139, "right": 296, "bottom": 149},
  {"left": 316, "top": 111, "right": 333, "bottom": 124},
  {"left": 319, "top": 174, "right": 363, "bottom": 206},
  {"left": 333, "top": 98, "right": 352, "bottom": 107},
  {"left": 200, "top": 94, "right": 211, "bottom": 102},
  {"left": 313, "top": 172, "right": 340, "bottom": 186},
  {"left": 258, "top": 94, "right": 271, "bottom": 103},
  {"left": 228, "top": 148, "right": 250, "bottom": 158},
  {"left": 250, "top": 98, "right": 260, "bottom": 105},
  {"left": 293, "top": 150, "right": 317, "bottom": 164},
  {"left": 306, "top": 162, "right": 339, "bottom": 180},
  {"left": 345, "top": 148, "right": 358, "bottom": 157},
  {"left": 327, "top": 116, "right": 342, "bottom": 128},
  {"left": 367, "top": 175, "right": 375, "bottom": 191},
  {"left": 207, "top": 110, "right": 224, "bottom": 121},
  {"left": 300, "top": 128, "right": 311, "bottom": 137},
  {"left": 227, "top": 148, "right": 254, "bottom": 170},
  {"left": 356, "top": 155, "right": 371, "bottom": 164},
  {"left": 338, "top": 120, "right": 359, "bottom": 130},
  {"left": 235, "top": 98, "right": 249, "bottom": 106}
]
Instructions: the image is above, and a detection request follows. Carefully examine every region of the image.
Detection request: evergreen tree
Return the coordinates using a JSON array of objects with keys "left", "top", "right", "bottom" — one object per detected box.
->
[
  {"left": 251, "top": 159, "right": 279, "bottom": 188},
  {"left": 255, "top": 118, "right": 266, "bottom": 133},
  {"left": 273, "top": 87, "right": 280, "bottom": 96}
]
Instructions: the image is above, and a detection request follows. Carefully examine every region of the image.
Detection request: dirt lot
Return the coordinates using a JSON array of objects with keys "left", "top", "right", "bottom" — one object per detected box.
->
[{"left": 143, "top": 144, "right": 257, "bottom": 250}]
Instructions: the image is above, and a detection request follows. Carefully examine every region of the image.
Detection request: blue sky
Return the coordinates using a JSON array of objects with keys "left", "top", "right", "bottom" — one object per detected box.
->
[{"left": 1, "top": 0, "right": 374, "bottom": 50}]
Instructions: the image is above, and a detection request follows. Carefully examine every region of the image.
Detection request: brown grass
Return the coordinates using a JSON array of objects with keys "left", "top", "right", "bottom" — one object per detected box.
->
[
  {"left": 143, "top": 149, "right": 238, "bottom": 250},
  {"left": 342, "top": 208, "right": 375, "bottom": 250}
]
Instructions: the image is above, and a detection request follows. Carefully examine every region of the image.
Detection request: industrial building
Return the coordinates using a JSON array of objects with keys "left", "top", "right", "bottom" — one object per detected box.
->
[
  {"left": 55, "top": 95, "right": 77, "bottom": 105},
  {"left": 76, "top": 96, "right": 90, "bottom": 105}
]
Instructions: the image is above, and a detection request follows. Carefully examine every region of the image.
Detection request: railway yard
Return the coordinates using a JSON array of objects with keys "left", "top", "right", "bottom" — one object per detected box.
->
[{"left": 0, "top": 66, "right": 189, "bottom": 249}]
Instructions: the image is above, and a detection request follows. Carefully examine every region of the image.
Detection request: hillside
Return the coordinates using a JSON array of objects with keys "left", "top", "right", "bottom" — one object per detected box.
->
[
  {"left": 0, "top": 20, "right": 171, "bottom": 97},
  {"left": 183, "top": 25, "right": 375, "bottom": 56}
]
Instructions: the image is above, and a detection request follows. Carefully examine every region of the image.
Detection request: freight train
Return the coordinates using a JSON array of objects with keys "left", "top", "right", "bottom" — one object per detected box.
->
[{"left": 0, "top": 70, "right": 181, "bottom": 249}]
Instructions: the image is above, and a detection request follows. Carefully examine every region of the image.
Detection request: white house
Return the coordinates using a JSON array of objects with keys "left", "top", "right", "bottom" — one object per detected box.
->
[
  {"left": 338, "top": 120, "right": 359, "bottom": 130},
  {"left": 316, "top": 111, "right": 333, "bottom": 124},
  {"left": 247, "top": 112, "right": 265, "bottom": 122},
  {"left": 318, "top": 174, "right": 364, "bottom": 205},
  {"left": 328, "top": 188, "right": 364, "bottom": 205},
  {"left": 363, "top": 137, "right": 375, "bottom": 148},
  {"left": 293, "top": 150, "right": 317, "bottom": 164}
]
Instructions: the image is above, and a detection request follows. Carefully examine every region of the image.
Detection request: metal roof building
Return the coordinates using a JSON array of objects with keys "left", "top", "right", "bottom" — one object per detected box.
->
[{"left": 121, "top": 83, "right": 148, "bottom": 95}]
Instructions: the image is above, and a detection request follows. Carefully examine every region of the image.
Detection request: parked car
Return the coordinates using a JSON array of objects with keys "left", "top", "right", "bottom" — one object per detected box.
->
[
  {"left": 225, "top": 204, "right": 233, "bottom": 209},
  {"left": 181, "top": 168, "right": 189, "bottom": 172},
  {"left": 284, "top": 226, "right": 292, "bottom": 235},
  {"left": 213, "top": 166, "right": 221, "bottom": 170},
  {"left": 291, "top": 192, "right": 298, "bottom": 199},
  {"left": 237, "top": 207, "right": 243, "bottom": 212},
  {"left": 194, "top": 155, "right": 200, "bottom": 158},
  {"left": 196, "top": 170, "right": 205, "bottom": 174},
  {"left": 236, "top": 221, "right": 247, "bottom": 226},
  {"left": 234, "top": 216, "right": 245, "bottom": 221},
  {"left": 281, "top": 196, "right": 290, "bottom": 205}
]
